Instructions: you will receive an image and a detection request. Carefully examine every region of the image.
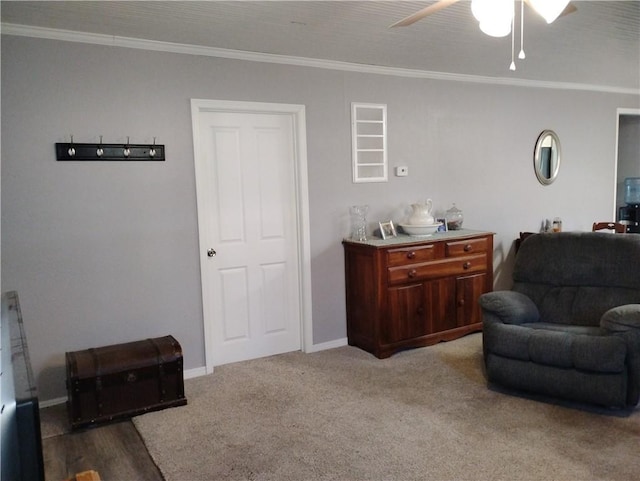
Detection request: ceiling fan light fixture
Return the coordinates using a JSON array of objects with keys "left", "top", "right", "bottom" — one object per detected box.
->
[
  {"left": 529, "top": 0, "right": 570, "bottom": 24},
  {"left": 472, "top": 0, "right": 513, "bottom": 37},
  {"left": 479, "top": 19, "right": 512, "bottom": 37}
]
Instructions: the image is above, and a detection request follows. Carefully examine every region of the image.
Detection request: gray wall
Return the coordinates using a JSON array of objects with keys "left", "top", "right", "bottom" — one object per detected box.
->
[{"left": 2, "top": 35, "right": 639, "bottom": 401}]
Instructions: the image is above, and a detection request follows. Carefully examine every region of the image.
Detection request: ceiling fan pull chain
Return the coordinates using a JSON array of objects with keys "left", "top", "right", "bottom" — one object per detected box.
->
[
  {"left": 510, "top": 1, "right": 516, "bottom": 70},
  {"left": 519, "top": 0, "right": 526, "bottom": 59}
]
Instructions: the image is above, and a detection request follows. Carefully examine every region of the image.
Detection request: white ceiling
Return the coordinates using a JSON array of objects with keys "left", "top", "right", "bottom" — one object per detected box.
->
[{"left": 2, "top": 1, "right": 639, "bottom": 91}]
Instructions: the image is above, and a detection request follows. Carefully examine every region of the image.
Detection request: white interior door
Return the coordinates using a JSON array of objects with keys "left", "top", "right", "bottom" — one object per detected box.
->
[{"left": 192, "top": 100, "right": 311, "bottom": 370}]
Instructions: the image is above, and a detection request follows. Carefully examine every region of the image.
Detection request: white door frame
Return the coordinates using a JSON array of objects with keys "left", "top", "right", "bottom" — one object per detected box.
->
[
  {"left": 191, "top": 99, "right": 313, "bottom": 373},
  {"left": 614, "top": 107, "right": 640, "bottom": 219}
]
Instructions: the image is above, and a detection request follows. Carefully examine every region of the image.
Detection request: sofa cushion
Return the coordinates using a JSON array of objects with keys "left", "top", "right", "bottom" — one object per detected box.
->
[
  {"left": 521, "top": 322, "right": 603, "bottom": 336},
  {"left": 572, "top": 335, "right": 626, "bottom": 373},
  {"left": 485, "top": 354, "right": 629, "bottom": 408},
  {"left": 485, "top": 323, "right": 626, "bottom": 373},
  {"left": 514, "top": 233, "right": 640, "bottom": 290},
  {"left": 528, "top": 330, "right": 573, "bottom": 368},
  {"left": 514, "top": 285, "right": 640, "bottom": 327}
]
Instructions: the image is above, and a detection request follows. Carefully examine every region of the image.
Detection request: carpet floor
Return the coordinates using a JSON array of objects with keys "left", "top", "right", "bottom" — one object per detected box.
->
[{"left": 133, "top": 334, "right": 640, "bottom": 480}]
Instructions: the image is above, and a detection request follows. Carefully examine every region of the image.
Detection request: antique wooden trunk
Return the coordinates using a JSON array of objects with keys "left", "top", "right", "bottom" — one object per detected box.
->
[{"left": 66, "top": 335, "right": 187, "bottom": 430}]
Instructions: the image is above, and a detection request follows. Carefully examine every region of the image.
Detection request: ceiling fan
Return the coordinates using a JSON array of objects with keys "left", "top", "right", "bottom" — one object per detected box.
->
[
  {"left": 390, "top": 0, "right": 577, "bottom": 71},
  {"left": 390, "top": 0, "right": 577, "bottom": 30}
]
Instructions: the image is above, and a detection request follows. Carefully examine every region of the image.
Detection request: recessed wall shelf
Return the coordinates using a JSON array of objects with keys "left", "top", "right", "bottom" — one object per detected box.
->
[
  {"left": 351, "top": 103, "right": 387, "bottom": 183},
  {"left": 56, "top": 139, "right": 165, "bottom": 161}
]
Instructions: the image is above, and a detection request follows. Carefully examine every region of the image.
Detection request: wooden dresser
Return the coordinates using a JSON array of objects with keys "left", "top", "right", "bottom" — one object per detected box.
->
[{"left": 343, "top": 230, "right": 494, "bottom": 358}]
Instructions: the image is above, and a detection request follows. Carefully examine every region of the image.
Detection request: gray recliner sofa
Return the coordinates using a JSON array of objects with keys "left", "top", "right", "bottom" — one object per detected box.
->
[{"left": 480, "top": 232, "right": 640, "bottom": 408}]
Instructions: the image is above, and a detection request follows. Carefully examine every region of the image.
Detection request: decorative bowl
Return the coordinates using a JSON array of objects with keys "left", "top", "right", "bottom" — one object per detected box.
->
[{"left": 399, "top": 223, "right": 442, "bottom": 236}]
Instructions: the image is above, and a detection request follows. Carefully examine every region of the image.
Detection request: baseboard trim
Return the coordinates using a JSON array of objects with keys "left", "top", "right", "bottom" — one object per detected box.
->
[
  {"left": 40, "top": 367, "right": 207, "bottom": 407},
  {"left": 174, "top": 340, "right": 350, "bottom": 381},
  {"left": 40, "top": 396, "right": 67, "bottom": 408},
  {"left": 184, "top": 366, "right": 207, "bottom": 379},
  {"left": 39, "top": 343, "right": 347, "bottom": 405},
  {"left": 306, "top": 337, "right": 349, "bottom": 353}
]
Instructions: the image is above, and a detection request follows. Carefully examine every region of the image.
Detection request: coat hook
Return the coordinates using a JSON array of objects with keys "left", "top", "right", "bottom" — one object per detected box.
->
[
  {"left": 68, "top": 135, "right": 76, "bottom": 157},
  {"left": 96, "top": 135, "right": 104, "bottom": 157},
  {"left": 123, "top": 136, "right": 131, "bottom": 157},
  {"left": 149, "top": 137, "right": 157, "bottom": 158}
]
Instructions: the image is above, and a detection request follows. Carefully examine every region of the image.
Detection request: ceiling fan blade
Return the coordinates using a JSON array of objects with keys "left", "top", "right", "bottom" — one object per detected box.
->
[
  {"left": 523, "top": 0, "right": 577, "bottom": 21},
  {"left": 389, "top": 0, "right": 461, "bottom": 28},
  {"left": 559, "top": 2, "right": 577, "bottom": 18}
]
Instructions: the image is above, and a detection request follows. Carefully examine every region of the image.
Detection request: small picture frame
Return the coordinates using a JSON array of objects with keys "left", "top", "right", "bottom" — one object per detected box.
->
[
  {"left": 379, "top": 220, "right": 397, "bottom": 240},
  {"left": 436, "top": 218, "right": 448, "bottom": 232}
]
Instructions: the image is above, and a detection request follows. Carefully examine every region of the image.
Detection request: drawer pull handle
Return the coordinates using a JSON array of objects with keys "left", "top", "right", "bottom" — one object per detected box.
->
[
  {"left": 407, "top": 251, "right": 416, "bottom": 259},
  {"left": 464, "top": 244, "right": 473, "bottom": 252},
  {"left": 408, "top": 269, "right": 417, "bottom": 278},
  {"left": 463, "top": 262, "right": 472, "bottom": 270},
  {"left": 458, "top": 299, "right": 465, "bottom": 307}
]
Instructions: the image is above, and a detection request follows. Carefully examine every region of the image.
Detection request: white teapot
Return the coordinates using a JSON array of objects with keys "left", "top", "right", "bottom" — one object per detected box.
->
[{"left": 408, "top": 199, "right": 435, "bottom": 225}]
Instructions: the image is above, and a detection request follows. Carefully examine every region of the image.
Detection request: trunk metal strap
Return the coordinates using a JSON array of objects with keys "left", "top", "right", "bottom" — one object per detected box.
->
[
  {"left": 88, "top": 348, "right": 103, "bottom": 417},
  {"left": 148, "top": 337, "right": 166, "bottom": 402}
]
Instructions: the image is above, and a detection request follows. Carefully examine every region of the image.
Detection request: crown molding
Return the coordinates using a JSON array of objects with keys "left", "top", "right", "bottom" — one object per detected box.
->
[{"left": 2, "top": 22, "right": 638, "bottom": 96}]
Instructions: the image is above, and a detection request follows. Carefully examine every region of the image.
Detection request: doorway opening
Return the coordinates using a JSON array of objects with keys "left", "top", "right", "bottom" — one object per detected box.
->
[{"left": 615, "top": 108, "right": 640, "bottom": 225}]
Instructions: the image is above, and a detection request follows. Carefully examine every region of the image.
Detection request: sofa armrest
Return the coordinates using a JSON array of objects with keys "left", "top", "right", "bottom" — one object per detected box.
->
[
  {"left": 601, "top": 305, "right": 640, "bottom": 333},
  {"left": 601, "top": 305, "right": 640, "bottom": 406},
  {"left": 479, "top": 291, "right": 540, "bottom": 325}
]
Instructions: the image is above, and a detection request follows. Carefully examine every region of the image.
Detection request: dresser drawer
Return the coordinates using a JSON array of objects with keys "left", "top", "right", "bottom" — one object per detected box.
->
[
  {"left": 445, "top": 238, "right": 489, "bottom": 257},
  {"left": 387, "top": 244, "right": 437, "bottom": 267},
  {"left": 388, "top": 254, "right": 487, "bottom": 284}
]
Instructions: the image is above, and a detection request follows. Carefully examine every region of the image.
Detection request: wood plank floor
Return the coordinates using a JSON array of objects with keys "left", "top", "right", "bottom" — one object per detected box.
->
[{"left": 41, "top": 406, "right": 164, "bottom": 481}]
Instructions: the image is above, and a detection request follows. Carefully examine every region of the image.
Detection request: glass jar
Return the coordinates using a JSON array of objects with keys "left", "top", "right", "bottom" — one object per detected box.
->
[
  {"left": 445, "top": 204, "right": 463, "bottom": 230},
  {"left": 350, "top": 205, "right": 369, "bottom": 241}
]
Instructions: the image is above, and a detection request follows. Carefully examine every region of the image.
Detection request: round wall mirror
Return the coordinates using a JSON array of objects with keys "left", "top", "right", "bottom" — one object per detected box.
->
[{"left": 533, "top": 130, "right": 561, "bottom": 185}]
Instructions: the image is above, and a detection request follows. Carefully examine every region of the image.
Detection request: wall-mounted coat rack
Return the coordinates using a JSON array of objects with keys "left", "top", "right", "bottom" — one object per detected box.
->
[{"left": 56, "top": 136, "right": 165, "bottom": 161}]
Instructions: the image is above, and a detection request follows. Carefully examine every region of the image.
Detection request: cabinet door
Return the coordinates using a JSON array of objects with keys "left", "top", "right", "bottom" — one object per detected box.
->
[
  {"left": 385, "top": 284, "right": 427, "bottom": 343},
  {"left": 426, "top": 277, "right": 457, "bottom": 333},
  {"left": 456, "top": 273, "right": 486, "bottom": 326}
]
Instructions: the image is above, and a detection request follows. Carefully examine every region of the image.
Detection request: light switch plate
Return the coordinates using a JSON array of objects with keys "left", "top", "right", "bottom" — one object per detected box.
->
[{"left": 395, "top": 166, "right": 408, "bottom": 177}]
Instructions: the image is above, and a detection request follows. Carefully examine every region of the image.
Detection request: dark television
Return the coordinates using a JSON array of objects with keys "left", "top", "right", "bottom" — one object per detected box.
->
[{"left": 1, "top": 291, "right": 45, "bottom": 481}]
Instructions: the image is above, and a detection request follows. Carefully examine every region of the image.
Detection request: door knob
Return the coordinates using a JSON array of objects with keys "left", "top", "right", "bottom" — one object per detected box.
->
[{"left": 207, "top": 248, "right": 217, "bottom": 257}]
